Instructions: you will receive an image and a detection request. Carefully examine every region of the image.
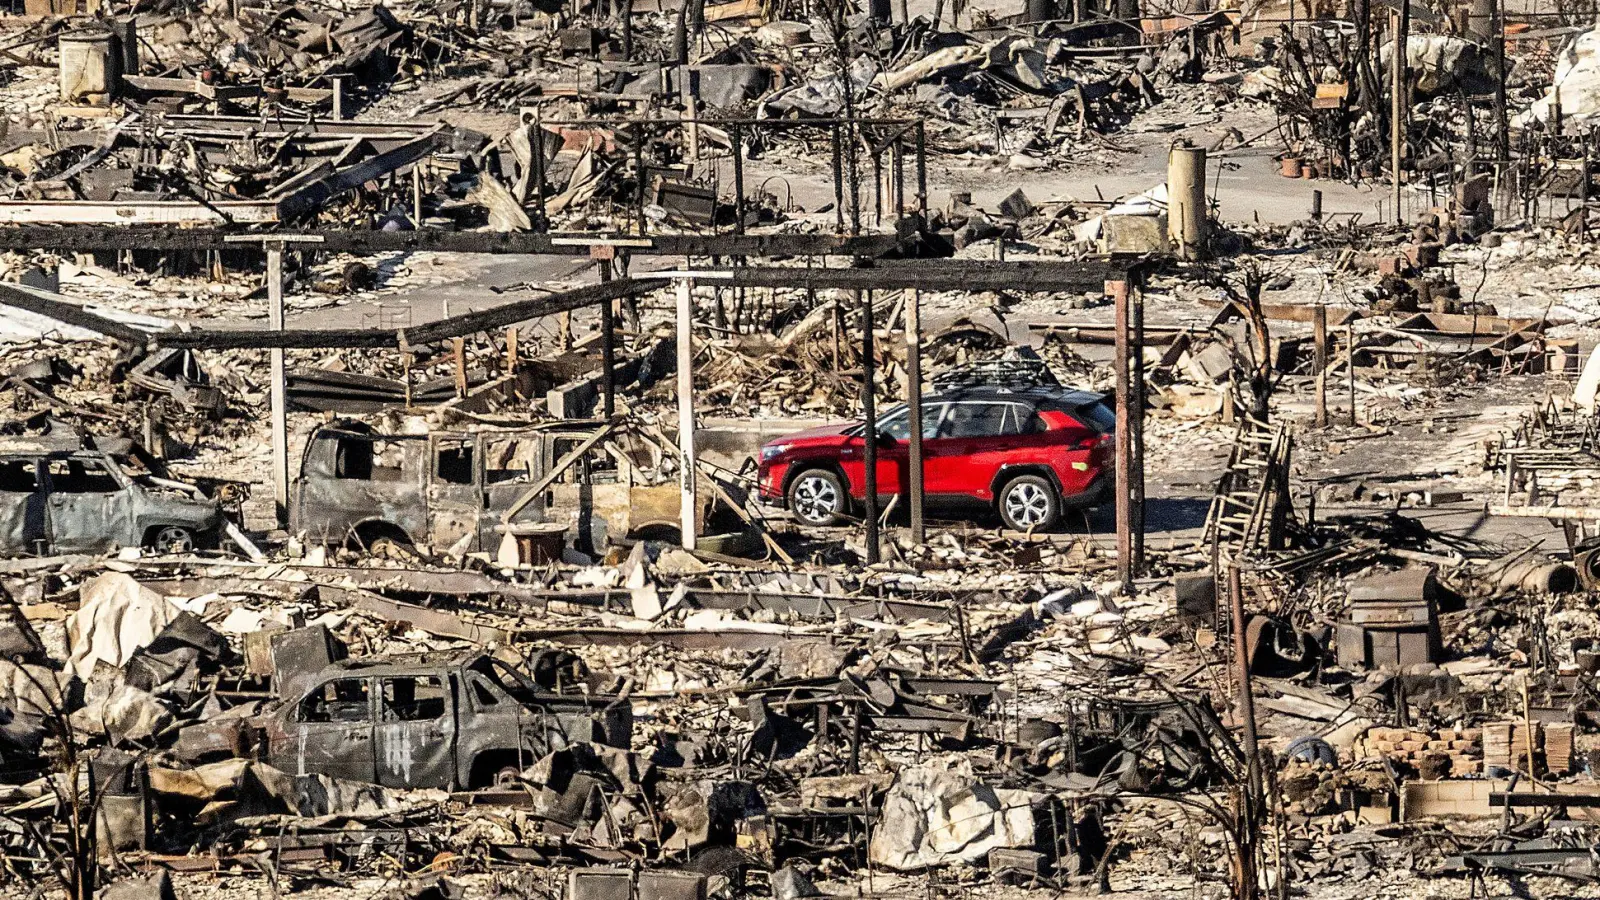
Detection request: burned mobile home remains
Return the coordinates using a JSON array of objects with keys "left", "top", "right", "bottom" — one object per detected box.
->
[{"left": 7, "top": 0, "right": 1600, "bottom": 899}]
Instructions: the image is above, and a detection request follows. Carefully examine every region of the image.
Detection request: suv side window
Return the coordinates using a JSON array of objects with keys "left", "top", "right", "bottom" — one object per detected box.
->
[
  {"left": 300, "top": 678, "right": 371, "bottom": 723},
  {"left": 379, "top": 676, "right": 447, "bottom": 722},
  {"left": 45, "top": 458, "right": 119, "bottom": 493},
  {"left": 939, "top": 403, "right": 1010, "bottom": 438},
  {"left": 996, "top": 404, "right": 1040, "bottom": 436},
  {"left": 877, "top": 403, "right": 945, "bottom": 440}
]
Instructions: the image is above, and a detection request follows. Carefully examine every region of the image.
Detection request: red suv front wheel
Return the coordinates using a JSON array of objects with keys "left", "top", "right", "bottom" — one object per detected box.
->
[{"left": 788, "top": 469, "right": 847, "bottom": 526}]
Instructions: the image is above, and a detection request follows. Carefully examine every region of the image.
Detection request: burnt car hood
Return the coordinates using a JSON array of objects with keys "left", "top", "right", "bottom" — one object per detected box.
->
[{"left": 767, "top": 423, "right": 858, "bottom": 446}]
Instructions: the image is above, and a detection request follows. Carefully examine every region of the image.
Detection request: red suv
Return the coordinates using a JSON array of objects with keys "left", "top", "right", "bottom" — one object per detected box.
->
[{"left": 757, "top": 386, "right": 1115, "bottom": 532}]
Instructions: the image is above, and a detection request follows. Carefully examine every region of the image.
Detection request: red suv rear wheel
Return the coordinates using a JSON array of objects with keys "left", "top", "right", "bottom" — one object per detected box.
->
[{"left": 998, "top": 475, "right": 1061, "bottom": 531}]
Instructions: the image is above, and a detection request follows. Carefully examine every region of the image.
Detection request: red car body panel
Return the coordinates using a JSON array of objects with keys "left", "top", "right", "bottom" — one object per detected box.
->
[{"left": 756, "top": 388, "right": 1114, "bottom": 519}]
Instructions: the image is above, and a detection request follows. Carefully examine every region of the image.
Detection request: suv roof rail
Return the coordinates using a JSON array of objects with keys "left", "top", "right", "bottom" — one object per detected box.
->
[{"left": 930, "top": 358, "right": 1060, "bottom": 393}]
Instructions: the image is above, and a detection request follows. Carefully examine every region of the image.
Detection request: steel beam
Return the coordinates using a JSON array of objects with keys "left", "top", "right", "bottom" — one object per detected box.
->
[
  {"left": 724, "top": 259, "right": 1129, "bottom": 294},
  {"left": 0, "top": 225, "right": 911, "bottom": 258}
]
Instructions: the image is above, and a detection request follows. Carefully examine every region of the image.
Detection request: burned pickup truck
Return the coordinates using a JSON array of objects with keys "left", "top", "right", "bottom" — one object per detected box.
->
[
  {"left": 0, "top": 433, "right": 242, "bottom": 555},
  {"left": 260, "top": 651, "right": 633, "bottom": 790},
  {"left": 291, "top": 419, "right": 721, "bottom": 555}
]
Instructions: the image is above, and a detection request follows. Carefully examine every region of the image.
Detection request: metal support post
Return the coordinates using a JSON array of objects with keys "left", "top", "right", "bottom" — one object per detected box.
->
[
  {"left": 906, "top": 289, "right": 925, "bottom": 544},
  {"left": 1111, "top": 278, "right": 1133, "bottom": 594},
  {"left": 267, "top": 246, "right": 288, "bottom": 528},
  {"left": 1131, "top": 282, "right": 1145, "bottom": 571},
  {"left": 599, "top": 256, "right": 616, "bottom": 417},
  {"left": 676, "top": 278, "right": 697, "bottom": 550},
  {"left": 1314, "top": 305, "right": 1328, "bottom": 428},
  {"left": 860, "top": 289, "right": 880, "bottom": 564},
  {"left": 1229, "top": 563, "right": 1264, "bottom": 900}
]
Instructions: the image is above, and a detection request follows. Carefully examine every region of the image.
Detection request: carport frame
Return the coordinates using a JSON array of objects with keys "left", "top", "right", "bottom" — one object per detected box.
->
[{"left": 0, "top": 226, "right": 1146, "bottom": 586}]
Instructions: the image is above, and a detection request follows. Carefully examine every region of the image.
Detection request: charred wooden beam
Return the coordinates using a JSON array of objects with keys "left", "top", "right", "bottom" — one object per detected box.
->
[{"left": 0, "top": 278, "right": 650, "bottom": 350}]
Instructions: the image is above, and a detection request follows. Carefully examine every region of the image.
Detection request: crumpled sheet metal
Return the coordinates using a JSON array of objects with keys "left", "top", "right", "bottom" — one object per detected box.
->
[{"left": 867, "top": 757, "right": 1041, "bottom": 870}]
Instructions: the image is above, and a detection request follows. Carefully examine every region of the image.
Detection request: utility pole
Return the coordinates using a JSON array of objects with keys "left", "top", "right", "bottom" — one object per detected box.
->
[{"left": 906, "top": 289, "right": 926, "bottom": 545}]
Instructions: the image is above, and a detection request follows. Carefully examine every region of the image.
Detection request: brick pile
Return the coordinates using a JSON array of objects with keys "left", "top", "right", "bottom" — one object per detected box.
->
[
  {"left": 1483, "top": 721, "right": 1576, "bottom": 774},
  {"left": 1352, "top": 726, "right": 1483, "bottom": 778}
]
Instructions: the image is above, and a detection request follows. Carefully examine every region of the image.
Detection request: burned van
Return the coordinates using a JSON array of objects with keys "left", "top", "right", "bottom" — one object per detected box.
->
[{"left": 290, "top": 420, "right": 706, "bottom": 554}]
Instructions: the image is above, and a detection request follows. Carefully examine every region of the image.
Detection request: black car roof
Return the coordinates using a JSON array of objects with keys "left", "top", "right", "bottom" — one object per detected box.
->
[{"left": 922, "top": 385, "right": 1108, "bottom": 407}]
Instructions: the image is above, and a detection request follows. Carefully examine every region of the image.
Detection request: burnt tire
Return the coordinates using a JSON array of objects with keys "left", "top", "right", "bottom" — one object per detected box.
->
[
  {"left": 148, "top": 526, "right": 196, "bottom": 554},
  {"left": 998, "top": 475, "right": 1061, "bottom": 532},
  {"left": 787, "top": 468, "right": 847, "bottom": 527}
]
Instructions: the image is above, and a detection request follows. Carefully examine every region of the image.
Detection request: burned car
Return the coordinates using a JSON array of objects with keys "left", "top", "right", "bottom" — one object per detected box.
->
[
  {"left": 0, "top": 434, "right": 241, "bottom": 555},
  {"left": 260, "top": 651, "right": 633, "bottom": 790},
  {"left": 291, "top": 419, "right": 716, "bottom": 554}
]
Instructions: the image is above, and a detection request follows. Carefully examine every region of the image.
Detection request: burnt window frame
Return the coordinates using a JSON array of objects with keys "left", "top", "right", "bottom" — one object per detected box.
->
[
  {"left": 297, "top": 677, "right": 373, "bottom": 724},
  {"left": 0, "top": 457, "right": 41, "bottom": 493},
  {"left": 432, "top": 437, "right": 477, "bottom": 487},
  {"left": 42, "top": 453, "right": 127, "bottom": 495},
  {"left": 377, "top": 674, "right": 450, "bottom": 723}
]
